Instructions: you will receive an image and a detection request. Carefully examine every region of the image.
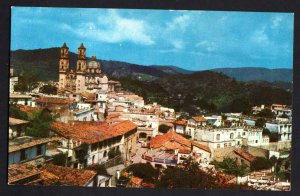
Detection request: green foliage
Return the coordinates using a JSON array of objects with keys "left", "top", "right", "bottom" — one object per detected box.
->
[
  {"left": 139, "top": 132, "right": 147, "bottom": 138},
  {"left": 14, "top": 72, "right": 39, "bottom": 92},
  {"left": 9, "top": 104, "right": 28, "bottom": 120},
  {"left": 269, "top": 132, "right": 279, "bottom": 142},
  {"left": 262, "top": 128, "right": 271, "bottom": 136},
  {"left": 125, "top": 163, "right": 159, "bottom": 183},
  {"left": 276, "top": 171, "right": 290, "bottom": 181},
  {"left": 250, "top": 157, "right": 272, "bottom": 171},
  {"left": 158, "top": 124, "right": 171, "bottom": 134},
  {"left": 257, "top": 108, "right": 275, "bottom": 118},
  {"left": 255, "top": 118, "right": 266, "bottom": 128},
  {"left": 25, "top": 110, "right": 54, "bottom": 138},
  {"left": 213, "top": 157, "right": 250, "bottom": 179},
  {"left": 269, "top": 156, "right": 278, "bottom": 166},
  {"left": 52, "top": 153, "right": 68, "bottom": 166},
  {"left": 157, "top": 158, "right": 220, "bottom": 188},
  {"left": 87, "top": 164, "right": 109, "bottom": 176},
  {"left": 108, "top": 148, "right": 121, "bottom": 159},
  {"left": 40, "top": 84, "right": 57, "bottom": 95}
]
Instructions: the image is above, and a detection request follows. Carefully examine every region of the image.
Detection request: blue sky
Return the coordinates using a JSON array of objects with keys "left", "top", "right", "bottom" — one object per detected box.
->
[{"left": 11, "top": 7, "right": 294, "bottom": 70}]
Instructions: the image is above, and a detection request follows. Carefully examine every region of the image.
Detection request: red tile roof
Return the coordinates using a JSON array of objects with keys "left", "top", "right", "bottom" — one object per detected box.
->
[
  {"left": 8, "top": 163, "right": 42, "bottom": 184},
  {"left": 9, "top": 117, "right": 29, "bottom": 126},
  {"left": 51, "top": 120, "right": 137, "bottom": 144},
  {"left": 16, "top": 104, "right": 42, "bottom": 113},
  {"left": 150, "top": 131, "right": 191, "bottom": 152},
  {"left": 9, "top": 137, "right": 51, "bottom": 153},
  {"left": 173, "top": 119, "right": 187, "bottom": 126},
  {"left": 191, "top": 116, "right": 207, "bottom": 122},
  {"left": 234, "top": 149, "right": 256, "bottom": 163},
  {"left": 191, "top": 141, "right": 211, "bottom": 153},
  {"left": 41, "top": 164, "right": 97, "bottom": 186},
  {"left": 36, "top": 97, "right": 75, "bottom": 104}
]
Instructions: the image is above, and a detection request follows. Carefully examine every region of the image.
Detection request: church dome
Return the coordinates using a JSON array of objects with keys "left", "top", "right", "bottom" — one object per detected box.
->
[{"left": 87, "top": 56, "right": 101, "bottom": 69}]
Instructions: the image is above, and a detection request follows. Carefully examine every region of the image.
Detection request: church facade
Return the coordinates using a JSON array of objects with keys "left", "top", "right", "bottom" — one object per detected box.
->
[{"left": 58, "top": 43, "right": 108, "bottom": 94}]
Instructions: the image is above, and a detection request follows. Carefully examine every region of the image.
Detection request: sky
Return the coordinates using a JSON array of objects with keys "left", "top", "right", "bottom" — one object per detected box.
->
[{"left": 11, "top": 7, "right": 294, "bottom": 70}]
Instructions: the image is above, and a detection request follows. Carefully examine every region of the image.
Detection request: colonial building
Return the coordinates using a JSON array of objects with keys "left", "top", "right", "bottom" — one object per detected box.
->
[
  {"left": 50, "top": 120, "right": 138, "bottom": 169},
  {"left": 58, "top": 43, "right": 109, "bottom": 95}
]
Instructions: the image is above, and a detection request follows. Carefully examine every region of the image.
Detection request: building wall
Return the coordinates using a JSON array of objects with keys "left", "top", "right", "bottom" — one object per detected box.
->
[{"left": 8, "top": 144, "right": 47, "bottom": 164}]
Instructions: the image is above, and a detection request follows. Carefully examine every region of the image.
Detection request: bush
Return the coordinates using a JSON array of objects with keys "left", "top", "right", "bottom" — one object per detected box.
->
[
  {"left": 52, "top": 153, "right": 68, "bottom": 166},
  {"left": 125, "top": 163, "right": 159, "bottom": 183},
  {"left": 158, "top": 124, "right": 171, "bottom": 134},
  {"left": 255, "top": 118, "right": 266, "bottom": 128},
  {"left": 86, "top": 164, "right": 108, "bottom": 176},
  {"left": 251, "top": 157, "right": 272, "bottom": 171},
  {"left": 40, "top": 84, "right": 57, "bottom": 95}
]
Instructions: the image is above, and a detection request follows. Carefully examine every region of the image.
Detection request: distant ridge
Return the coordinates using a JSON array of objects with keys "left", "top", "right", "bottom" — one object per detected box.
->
[{"left": 211, "top": 67, "right": 292, "bottom": 83}]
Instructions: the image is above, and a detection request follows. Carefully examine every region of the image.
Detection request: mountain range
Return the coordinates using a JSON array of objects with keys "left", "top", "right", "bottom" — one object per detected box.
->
[
  {"left": 10, "top": 48, "right": 292, "bottom": 114},
  {"left": 10, "top": 48, "right": 292, "bottom": 83}
]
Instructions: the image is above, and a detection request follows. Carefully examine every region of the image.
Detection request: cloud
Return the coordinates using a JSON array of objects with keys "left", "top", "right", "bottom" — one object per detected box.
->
[
  {"left": 196, "top": 40, "right": 217, "bottom": 52},
  {"left": 271, "top": 16, "right": 284, "bottom": 29},
  {"left": 166, "top": 14, "right": 191, "bottom": 32},
  {"left": 171, "top": 40, "right": 184, "bottom": 49},
  {"left": 251, "top": 27, "right": 270, "bottom": 45},
  {"left": 68, "top": 10, "right": 154, "bottom": 45}
]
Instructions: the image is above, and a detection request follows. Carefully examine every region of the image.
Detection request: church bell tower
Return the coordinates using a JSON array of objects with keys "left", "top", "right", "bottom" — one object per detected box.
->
[{"left": 58, "top": 43, "right": 69, "bottom": 91}]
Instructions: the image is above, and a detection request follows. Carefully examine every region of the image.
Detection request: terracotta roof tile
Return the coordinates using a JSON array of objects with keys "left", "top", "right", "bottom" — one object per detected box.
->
[
  {"left": 191, "top": 141, "right": 211, "bottom": 153},
  {"left": 131, "top": 176, "right": 143, "bottom": 185},
  {"left": 9, "top": 137, "right": 51, "bottom": 153},
  {"left": 9, "top": 117, "right": 29, "bottom": 126},
  {"left": 191, "top": 116, "right": 207, "bottom": 122},
  {"left": 51, "top": 120, "right": 137, "bottom": 144},
  {"left": 41, "top": 164, "right": 97, "bottom": 186},
  {"left": 36, "top": 97, "right": 75, "bottom": 105},
  {"left": 234, "top": 149, "right": 256, "bottom": 163},
  {"left": 16, "top": 104, "right": 42, "bottom": 113},
  {"left": 150, "top": 131, "right": 191, "bottom": 152},
  {"left": 8, "top": 163, "right": 41, "bottom": 184},
  {"left": 173, "top": 119, "right": 187, "bottom": 126}
]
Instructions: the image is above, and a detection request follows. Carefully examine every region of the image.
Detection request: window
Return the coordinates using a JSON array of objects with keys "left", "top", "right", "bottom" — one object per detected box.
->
[
  {"left": 224, "top": 143, "right": 228, "bottom": 147},
  {"left": 230, "top": 133, "right": 234, "bottom": 139},
  {"left": 20, "top": 149, "right": 26, "bottom": 161},
  {"left": 103, "top": 151, "right": 107, "bottom": 157},
  {"left": 217, "top": 144, "right": 221, "bottom": 148},
  {"left": 216, "top": 134, "right": 220, "bottom": 141},
  {"left": 37, "top": 145, "right": 42, "bottom": 156}
]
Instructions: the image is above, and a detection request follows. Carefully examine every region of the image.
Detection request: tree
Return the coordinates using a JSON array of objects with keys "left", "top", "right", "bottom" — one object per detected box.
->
[
  {"left": 255, "top": 118, "right": 266, "bottom": 128},
  {"left": 157, "top": 158, "right": 222, "bottom": 188},
  {"left": 213, "top": 157, "right": 250, "bottom": 184},
  {"left": 9, "top": 104, "right": 28, "bottom": 120},
  {"left": 52, "top": 153, "right": 68, "bottom": 167},
  {"left": 87, "top": 164, "right": 108, "bottom": 176},
  {"left": 269, "top": 132, "right": 279, "bottom": 142},
  {"left": 257, "top": 108, "right": 275, "bottom": 118},
  {"left": 125, "top": 163, "right": 159, "bottom": 183},
  {"left": 14, "top": 72, "right": 38, "bottom": 93},
  {"left": 262, "top": 128, "right": 271, "bottom": 136},
  {"left": 40, "top": 84, "right": 57, "bottom": 95},
  {"left": 250, "top": 157, "right": 272, "bottom": 171},
  {"left": 158, "top": 124, "right": 171, "bottom": 134},
  {"left": 25, "top": 110, "right": 54, "bottom": 138}
]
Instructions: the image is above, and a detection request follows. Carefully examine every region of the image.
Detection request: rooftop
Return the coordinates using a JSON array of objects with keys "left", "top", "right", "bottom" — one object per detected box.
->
[
  {"left": 36, "top": 97, "right": 75, "bottom": 104},
  {"left": 150, "top": 131, "right": 191, "bottom": 153},
  {"left": 9, "top": 117, "right": 29, "bottom": 126},
  {"left": 41, "top": 163, "right": 96, "bottom": 186},
  {"left": 9, "top": 136, "right": 51, "bottom": 153},
  {"left": 8, "top": 163, "right": 41, "bottom": 184},
  {"left": 234, "top": 148, "right": 256, "bottom": 163},
  {"left": 191, "top": 141, "right": 211, "bottom": 153},
  {"left": 191, "top": 116, "right": 207, "bottom": 122},
  {"left": 51, "top": 120, "right": 137, "bottom": 144}
]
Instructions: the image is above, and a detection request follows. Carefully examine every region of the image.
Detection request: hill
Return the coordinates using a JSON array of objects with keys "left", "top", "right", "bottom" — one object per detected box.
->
[
  {"left": 10, "top": 48, "right": 292, "bottom": 114},
  {"left": 211, "top": 67, "right": 292, "bottom": 83},
  {"left": 11, "top": 48, "right": 179, "bottom": 81}
]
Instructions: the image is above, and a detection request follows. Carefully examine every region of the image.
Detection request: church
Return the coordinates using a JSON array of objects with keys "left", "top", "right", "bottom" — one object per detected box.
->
[{"left": 58, "top": 43, "right": 109, "bottom": 95}]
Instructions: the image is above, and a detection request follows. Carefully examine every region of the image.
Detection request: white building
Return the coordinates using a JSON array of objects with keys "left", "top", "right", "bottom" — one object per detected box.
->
[{"left": 10, "top": 67, "right": 18, "bottom": 93}]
